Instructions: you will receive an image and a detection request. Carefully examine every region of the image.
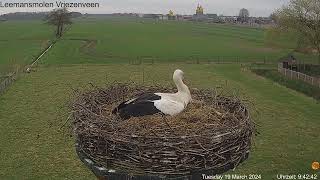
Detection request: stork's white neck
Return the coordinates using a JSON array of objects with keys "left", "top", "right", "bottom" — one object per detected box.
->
[
  {"left": 174, "top": 78, "right": 188, "bottom": 93},
  {"left": 173, "top": 75, "right": 191, "bottom": 105}
]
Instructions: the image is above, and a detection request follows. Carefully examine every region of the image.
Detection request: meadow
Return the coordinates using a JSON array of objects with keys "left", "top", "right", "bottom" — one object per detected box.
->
[
  {"left": 0, "top": 17, "right": 319, "bottom": 179},
  {"left": 0, "top": 20, "right": 54, "bottom": 76},
  {"left": 41, "top": 17, "right": 300, "bottom": 64}
]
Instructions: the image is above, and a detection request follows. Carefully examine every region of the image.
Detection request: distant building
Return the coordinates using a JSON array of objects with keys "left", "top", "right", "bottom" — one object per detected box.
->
[
  {"left": 143, "top": 14, "right": 159, "bottom": 19},
  {"left": 250, "top": 17, "right": 273, "bottom": 25},
  {"left": 196, "top": 4, "right": 204, "bottom": 15},
  {"left": 158, "top": 14, "right": 168, "bottom": 20},
  {"left": 134, "top": 5, "right": 273, "bottom": 25},
  {"left": 193, "top": 4, "right": 208, "bottom": 21},
  {"left": 220, "top": 16, "right": 238, "bottom": 23},
  {"left": 183, "top": 15, "right": 193, "bottom": 21},
  {"left": 168, "top": 10, "right": 176, "bottom": 20},
  {"left": 207, "top": 14, "right": 220, "bottom": 22},
  {"left": 207, "top": 14, "right": 217, "bottom": 18},
  {"left": 0, "top": 17, "right": 6, "bottom": 21},
  {"left": 280, "top": 54, "right": 297, "bottom": 70},
  {"left": 176, "top": 15, "right": 184, "bottom": 21}
]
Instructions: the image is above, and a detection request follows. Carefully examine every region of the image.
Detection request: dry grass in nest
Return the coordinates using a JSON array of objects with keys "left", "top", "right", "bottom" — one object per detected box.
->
[{"left": 71, "top": 83, "right": 255, "bottom": 178}]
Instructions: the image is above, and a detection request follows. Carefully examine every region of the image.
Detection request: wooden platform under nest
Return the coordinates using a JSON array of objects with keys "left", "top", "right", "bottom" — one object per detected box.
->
[{"left": 71, "top": 83, "right": 255, "bottom": 179}]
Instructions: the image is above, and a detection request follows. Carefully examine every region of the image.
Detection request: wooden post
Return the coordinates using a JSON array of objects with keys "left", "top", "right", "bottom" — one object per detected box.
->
[
  {"left": 284, "top": 68, "right": 286, "bottom": 76},
  {"left": 284, "top": 68, "right": 287, "bottom": 76}
]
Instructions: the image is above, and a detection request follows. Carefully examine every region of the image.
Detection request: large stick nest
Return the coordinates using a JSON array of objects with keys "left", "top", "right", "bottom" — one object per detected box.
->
[{"left": 71, "top": 83, "right": 255, "bottom": 178}]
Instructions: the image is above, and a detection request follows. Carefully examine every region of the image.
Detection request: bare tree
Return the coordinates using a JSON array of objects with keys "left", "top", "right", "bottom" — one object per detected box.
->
[
  {"left": 45, "top": 8, "right": 72, "bottom": 38},
  {"left": 238, "top": 8, "right": 250, "bottom": 23},
  {"left": 275, "top": 0, "right": 320, "bottom": 63}
]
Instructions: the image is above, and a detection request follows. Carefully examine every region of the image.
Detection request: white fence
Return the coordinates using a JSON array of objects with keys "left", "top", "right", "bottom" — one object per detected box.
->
[{"left": 278, "top": 63, "right": 320, "bottom": 88}]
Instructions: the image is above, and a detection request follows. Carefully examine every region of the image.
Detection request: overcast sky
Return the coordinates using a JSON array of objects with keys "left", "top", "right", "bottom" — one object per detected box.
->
[{"left": 0, "top": 0, "right": 290, "bottom": 17}]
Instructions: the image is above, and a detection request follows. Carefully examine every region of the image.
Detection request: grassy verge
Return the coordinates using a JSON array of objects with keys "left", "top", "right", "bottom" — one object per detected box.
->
[{"left": 251, "top": 69, "right": 320, "bottom": 101}]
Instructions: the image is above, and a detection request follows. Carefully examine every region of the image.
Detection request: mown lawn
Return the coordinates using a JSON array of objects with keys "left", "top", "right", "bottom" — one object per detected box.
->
[{"left": 0, "top": 64, "right": 319, "bottom": 179}]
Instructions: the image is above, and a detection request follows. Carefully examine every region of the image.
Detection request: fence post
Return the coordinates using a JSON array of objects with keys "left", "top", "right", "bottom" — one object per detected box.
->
[
  {"left": 284, "top": 68, "right": 286, "bottom": 76},
  {"left": 304, "top": 74, "right": 307, "bottom": 81},
  {"left": 278, "top": 65, "right": 319, "bottom": 87}
]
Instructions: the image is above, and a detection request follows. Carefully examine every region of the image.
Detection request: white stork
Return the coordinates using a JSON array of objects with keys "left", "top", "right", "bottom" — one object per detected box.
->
[{"left": 112, "top": 69, "right": 191, "bottom": 119}]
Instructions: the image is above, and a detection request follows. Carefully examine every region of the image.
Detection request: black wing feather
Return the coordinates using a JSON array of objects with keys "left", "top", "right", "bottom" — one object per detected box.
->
[{"left": 112, "top": 93, "right": 161, "bottom": 119}]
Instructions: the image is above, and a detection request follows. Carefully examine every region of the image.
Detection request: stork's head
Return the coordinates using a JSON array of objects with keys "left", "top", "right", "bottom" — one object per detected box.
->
[{"left": 173, "top": 69, "right": 184, "bottom": 81}]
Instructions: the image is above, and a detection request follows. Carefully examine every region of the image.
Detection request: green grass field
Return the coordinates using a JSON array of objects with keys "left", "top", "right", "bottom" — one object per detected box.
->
[
  {"left": 0, "top": 18, "right": 318, "bottom": 69},
  {"left": 0, "top": 17, "right": 320, "bottom": 179},
  {"left": 39, "top": 18, "right": 297, "bottom": 64},
  {"left": 0, "top": 20, "right": 54, "bottom": 76}
]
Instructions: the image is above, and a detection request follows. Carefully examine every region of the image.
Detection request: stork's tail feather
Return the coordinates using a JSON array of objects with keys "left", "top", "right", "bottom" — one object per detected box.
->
[{"left": 112, "top": 101, "right": 128, "bottom": 114}]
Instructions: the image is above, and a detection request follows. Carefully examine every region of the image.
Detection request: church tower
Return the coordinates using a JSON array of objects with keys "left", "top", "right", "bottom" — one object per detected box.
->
[{"left": 196, "top": 4, "right": 204, "bottom": 15}]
